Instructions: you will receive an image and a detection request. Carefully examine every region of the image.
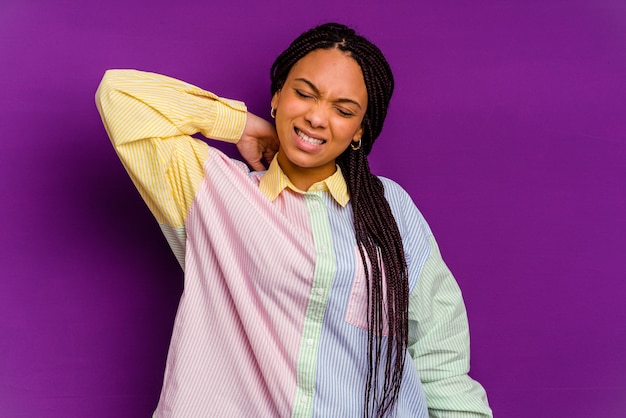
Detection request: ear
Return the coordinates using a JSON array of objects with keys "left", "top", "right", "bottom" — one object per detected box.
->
[
  {"left": 271, "top": 90, "right": 281, "bottom": 110},
  {"left": 352, "top": 126, "right": 364, "bottom": 142}
]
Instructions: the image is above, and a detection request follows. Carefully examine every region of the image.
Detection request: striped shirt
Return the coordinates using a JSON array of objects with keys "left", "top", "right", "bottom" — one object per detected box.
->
[{"left": 96, "top": 69, "right": 492, "bottom": 417}]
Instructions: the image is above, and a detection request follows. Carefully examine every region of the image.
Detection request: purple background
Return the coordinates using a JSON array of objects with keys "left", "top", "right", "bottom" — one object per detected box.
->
[{"left": 1, "top": 0, "right": 625, "bottom": 416}]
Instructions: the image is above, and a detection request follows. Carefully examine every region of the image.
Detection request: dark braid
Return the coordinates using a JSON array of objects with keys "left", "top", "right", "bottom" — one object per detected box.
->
[{"left": 271, "top": 23, "right": 408, "bottom": 417}]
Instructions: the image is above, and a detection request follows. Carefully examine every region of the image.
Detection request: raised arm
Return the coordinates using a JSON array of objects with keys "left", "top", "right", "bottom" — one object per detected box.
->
[
  {"left": 96, "top": 69, "right": 249, "bottom": 231},
  {"left": 96, "top": 70, "right": 248, "bottom": 147}
]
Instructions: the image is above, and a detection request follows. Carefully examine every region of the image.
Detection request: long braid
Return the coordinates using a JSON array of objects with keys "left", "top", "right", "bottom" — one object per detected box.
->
[
  {"left": 337, "top": 148, "right": 409, "bottom": 416},
  {"left": 271, "top": 23, "right": 408, "bottom": 417}
]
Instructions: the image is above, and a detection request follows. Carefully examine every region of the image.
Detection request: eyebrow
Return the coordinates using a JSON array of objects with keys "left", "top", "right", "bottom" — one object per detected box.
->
[{"left": 294, "top": 77, "right": 363, "bottom": 110}]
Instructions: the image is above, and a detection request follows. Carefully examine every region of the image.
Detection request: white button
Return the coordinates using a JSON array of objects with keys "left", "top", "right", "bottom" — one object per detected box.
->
[
  {"left": 307, "top": 338, "right": 314, "bottom": 346},
  {"left": 300, "top": 396, "right": 307, "bottom": 404},
  {"left": 316, "top": 288, "right": 324, "bottom": 296},
  {"left": 319, "top": 245, "right": 327, "bottom": 253},
  {"left": 310, "top": 202, "right": 319, "bottom": 208}
]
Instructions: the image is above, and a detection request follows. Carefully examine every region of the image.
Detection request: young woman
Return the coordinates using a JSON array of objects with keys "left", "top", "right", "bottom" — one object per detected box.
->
[{"left": 96, "top": 23, "right": 491, "bottom": 418}]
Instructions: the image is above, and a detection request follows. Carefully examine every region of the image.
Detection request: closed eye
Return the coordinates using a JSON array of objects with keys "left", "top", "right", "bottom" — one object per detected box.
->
[
  {"left": 336, "top": 108, "right": 356, "bottom": 117},
  {"left": 294, "top": 89, "right": 313, "bottom": 99}
]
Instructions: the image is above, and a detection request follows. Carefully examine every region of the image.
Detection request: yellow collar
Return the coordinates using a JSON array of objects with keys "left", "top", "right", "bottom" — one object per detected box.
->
[{"left": 259, "top": 157, "right": 349, "bottom": 207}]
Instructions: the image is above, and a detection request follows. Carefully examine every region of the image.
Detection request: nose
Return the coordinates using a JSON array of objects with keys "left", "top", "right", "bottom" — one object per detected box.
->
[{"left": 305, "top": 103, "right": 328, "bottom": 129}]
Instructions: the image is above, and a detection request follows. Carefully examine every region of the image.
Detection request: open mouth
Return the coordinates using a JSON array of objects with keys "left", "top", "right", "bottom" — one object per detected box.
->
[{"left": 295, "top": 128, "right": 326, "bottom": 146}]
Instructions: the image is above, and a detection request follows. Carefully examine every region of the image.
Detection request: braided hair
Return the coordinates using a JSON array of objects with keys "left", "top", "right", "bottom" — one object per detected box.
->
[{"left": 270, "top": 23, "right": 409, "bottom": 417}]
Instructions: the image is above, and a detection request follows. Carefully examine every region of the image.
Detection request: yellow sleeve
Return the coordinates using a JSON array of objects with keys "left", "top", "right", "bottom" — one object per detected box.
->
[
  {"left": 95, "top": 69, "right": 247, "bottom": 229},
  {"left": 408, "top": 236, "right": 492, "bottom": 418}
]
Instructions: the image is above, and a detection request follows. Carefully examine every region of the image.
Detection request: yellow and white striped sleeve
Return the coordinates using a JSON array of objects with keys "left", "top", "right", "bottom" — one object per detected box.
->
[{"left": 95, "top": 69, "right": 247, "bottom": 230}]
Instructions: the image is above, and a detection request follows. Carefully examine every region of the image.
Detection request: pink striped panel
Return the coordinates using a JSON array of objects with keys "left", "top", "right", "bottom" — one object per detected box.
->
[{"left": 155, "top": 150, "right": 316, "bottom": 417}]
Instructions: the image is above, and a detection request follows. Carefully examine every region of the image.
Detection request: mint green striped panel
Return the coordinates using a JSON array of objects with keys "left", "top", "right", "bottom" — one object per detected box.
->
[{"left": 292, "top": 192, "right": 337, "bottom": 418}]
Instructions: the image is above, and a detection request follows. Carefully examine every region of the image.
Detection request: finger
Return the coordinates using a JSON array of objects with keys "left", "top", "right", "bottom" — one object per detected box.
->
[
  {"left": 263, "top": 150, "right": 276, "bottom": 164},
  {"left": 248, "top": 159, "right": 266, "bottom": 171}
]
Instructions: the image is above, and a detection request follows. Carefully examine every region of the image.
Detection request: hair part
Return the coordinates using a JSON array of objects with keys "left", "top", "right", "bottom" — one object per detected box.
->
[{"left": 270, "top": 23, "right": 409, "bottom": 417}]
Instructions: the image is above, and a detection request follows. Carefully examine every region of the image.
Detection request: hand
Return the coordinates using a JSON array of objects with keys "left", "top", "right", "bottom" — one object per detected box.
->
[{"left": 237, "top": 112, "right": 279, "bottom": 171}]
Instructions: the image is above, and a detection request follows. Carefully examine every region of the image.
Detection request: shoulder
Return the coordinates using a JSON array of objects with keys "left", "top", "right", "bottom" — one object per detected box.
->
[
  {"left": 377, "top": 176, "right": 438, "bottom": 292},
  {"left": 204, "top": 147, "right": 264, "bottom": 183},
  {"left": 378, "top": 176, "right": 420, "bottom": 216},
  {"left": 379, "top": 176, "right": 411, "bottom": 202},
  {"left": 377, "top": 176, "right": 433, "bottom": 238}
]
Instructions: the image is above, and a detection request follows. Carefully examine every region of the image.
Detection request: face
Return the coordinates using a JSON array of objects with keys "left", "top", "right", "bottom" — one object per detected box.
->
[{"left": 271, "top": 48, "right": 368, "bottom": 189}]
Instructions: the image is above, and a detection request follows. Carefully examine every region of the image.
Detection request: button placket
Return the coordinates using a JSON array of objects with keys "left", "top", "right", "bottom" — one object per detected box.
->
[{"left": 292, "top": 193, "right": 336, "bottom": 417}]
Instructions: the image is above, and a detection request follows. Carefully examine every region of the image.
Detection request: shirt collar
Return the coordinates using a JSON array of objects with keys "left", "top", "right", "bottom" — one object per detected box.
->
[{"left": 259, "top": 156, "right": 349, "bottom": 207}]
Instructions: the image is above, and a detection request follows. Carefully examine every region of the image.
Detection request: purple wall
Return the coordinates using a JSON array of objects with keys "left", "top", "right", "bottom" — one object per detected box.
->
[{"left": 1, "top": 0, "right": 624, "bottom": 416}]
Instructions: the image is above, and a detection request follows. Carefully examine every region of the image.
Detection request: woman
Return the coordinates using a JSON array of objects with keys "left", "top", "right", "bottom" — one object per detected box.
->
[{"left": 96, "top": 22, "right": 491, "bottom": 418}]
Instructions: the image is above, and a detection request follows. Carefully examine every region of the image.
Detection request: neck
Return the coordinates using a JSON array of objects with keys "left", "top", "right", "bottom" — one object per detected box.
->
[{"left": 277, "top": 153, "right": 337, "bottom": 191}]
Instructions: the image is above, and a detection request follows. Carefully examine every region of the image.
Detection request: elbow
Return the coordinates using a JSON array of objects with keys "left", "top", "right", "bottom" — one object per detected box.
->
[
  {"left": 95, "top": 70, "right": 126, "bottom": 145},
  {"left": 95, "top": 69, "right": 119, "bottom": 109},
  {"left": 95, "top": 69, "right": 130, "bottom": 125}
]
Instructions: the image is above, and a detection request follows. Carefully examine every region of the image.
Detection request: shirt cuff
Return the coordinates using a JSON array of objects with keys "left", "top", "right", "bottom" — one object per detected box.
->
[{"left": 205, "top": 97, "right": 247, "bottom": 143}]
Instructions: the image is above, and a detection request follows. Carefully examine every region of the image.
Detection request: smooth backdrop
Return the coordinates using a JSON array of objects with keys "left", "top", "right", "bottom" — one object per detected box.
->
[{"left": 1, "top": 0, "right": 625, "bottom": 416}]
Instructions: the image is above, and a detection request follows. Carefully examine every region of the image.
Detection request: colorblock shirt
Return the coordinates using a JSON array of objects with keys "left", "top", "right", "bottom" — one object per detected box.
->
[{"left": 96, "top": 69, "right": 492, "bottom": 418}]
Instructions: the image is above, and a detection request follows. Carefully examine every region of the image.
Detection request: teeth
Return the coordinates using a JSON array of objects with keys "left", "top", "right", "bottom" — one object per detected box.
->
[{"left": 296, "top": 129, "right": 324, "bottom": 145}]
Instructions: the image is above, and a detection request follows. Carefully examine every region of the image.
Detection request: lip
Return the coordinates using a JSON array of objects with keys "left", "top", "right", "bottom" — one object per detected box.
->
[
  {"left": 293, "top": 126, "right": 326, "bottom": 152},
  {"left": 295, "top": 126, "right": 325, "bottom": 141}
]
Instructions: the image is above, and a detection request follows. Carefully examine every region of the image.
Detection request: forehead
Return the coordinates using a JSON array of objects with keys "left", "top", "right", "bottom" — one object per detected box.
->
[{"left": 287, "top": 49, "right": 367, "bottom": 101}]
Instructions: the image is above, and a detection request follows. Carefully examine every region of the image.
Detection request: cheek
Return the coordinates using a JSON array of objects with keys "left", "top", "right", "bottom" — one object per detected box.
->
[
  {"left": 275, "top": 117, "right": 290, "bottom": 140},
  {"left": 279, "top": 97, "right": 307, "bottom": 117},
  {"left": 335, "top": 119, "right": 363, "bottom": 139},
  {"left": 275, "top": 114, "right": 296, "bottom": 145}
]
